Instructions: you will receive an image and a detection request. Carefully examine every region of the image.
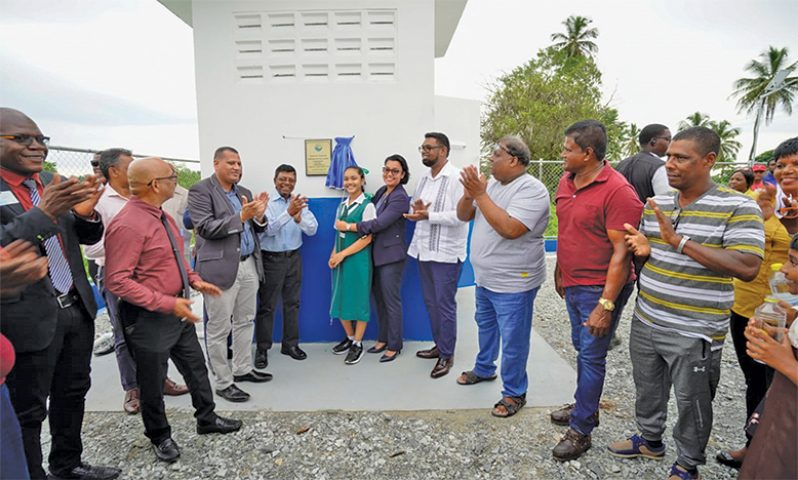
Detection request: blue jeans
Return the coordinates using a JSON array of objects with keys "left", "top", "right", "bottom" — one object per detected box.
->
[
  {"left": 473, "top": 286, "right": 539, "bottom": 398},
  {"left": 565, "top": 283, "right": 633, "bottom": 435}
]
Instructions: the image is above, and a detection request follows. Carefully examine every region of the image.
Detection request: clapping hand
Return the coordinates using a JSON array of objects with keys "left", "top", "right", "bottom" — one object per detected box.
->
[
  {"left": 0, "top": 240, "right": 49, "bottom": 298},
  {"left": 240, "top": 194, "right": 268, "bottom": 222},
  {"left": 287, "top": 194, "right": 307, "bottom": 218},
  {"left": 459, "top": 165, "right": 487, "bottom": 200},
  {"left": 404, "top": 198, "right": 431, "bottom": 221},
  {"left": 38, "top": 174, "right": 102, "bottom": 221}
]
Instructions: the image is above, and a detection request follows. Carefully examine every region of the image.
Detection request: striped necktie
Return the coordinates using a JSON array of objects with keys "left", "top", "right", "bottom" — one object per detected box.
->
[{"left": 23, "top": 179, "right": 74, "bottom": 293}]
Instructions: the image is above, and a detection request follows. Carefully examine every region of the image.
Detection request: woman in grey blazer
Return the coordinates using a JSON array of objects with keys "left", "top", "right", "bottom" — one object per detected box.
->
[{"left": 336, "top": 155, "right": 411, "bottom": 362}]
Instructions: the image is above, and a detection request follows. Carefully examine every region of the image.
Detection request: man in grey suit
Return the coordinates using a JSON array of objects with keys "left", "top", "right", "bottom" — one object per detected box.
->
[{"left": 188, "top": 146, "right": 271, "bottom": 403}]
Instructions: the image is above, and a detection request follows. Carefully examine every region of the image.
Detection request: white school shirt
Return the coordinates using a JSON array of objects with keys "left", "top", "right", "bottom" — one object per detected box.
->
[{"left": 407, "top": 162, "right": 468, "bottom": 263}]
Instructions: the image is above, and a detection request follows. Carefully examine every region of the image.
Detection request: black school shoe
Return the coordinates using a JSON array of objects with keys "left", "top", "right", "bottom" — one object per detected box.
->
[{"left": 344, "top": 343, "right": 364, "bottom": 365}]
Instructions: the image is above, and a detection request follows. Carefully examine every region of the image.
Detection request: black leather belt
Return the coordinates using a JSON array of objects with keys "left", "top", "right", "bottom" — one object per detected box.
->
[
  {"left": 263, "top": 249, "right": 299, "bottom": 258},
  {"left": 240, "top": 254, "right": 251, "bottom": 262},
  {"left": 56, "top": 290, "right": 80, "bottom": 309}
]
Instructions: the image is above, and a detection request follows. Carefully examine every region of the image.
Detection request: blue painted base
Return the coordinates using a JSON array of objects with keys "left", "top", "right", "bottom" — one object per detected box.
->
[{"left": 269, "top": 196, "right": 474, "bottom": 343}]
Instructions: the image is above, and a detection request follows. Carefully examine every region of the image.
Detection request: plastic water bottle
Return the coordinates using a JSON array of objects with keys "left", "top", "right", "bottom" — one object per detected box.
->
[
  {"left": 752, "top": 297, "right": 786, "bottom": 353},
  {"left": 768, "top": 263, "right": 798, "bottom": 305}
]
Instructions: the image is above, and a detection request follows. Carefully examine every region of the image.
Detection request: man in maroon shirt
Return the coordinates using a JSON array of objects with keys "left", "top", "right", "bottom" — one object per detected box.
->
[
  {"left": 550, "top": 120, "right": 643, "bottom": 461},
  {"left": 105, "top": 157, "right": 242, "bottom": 464}
]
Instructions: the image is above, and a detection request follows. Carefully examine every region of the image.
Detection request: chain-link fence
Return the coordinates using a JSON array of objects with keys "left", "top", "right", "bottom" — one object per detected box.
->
[
  {"left": 45, "top": 146, "right": 201, "bottom": 188},
  {"left": 521, "top": 159, "right": 744, "bottom": 237}
]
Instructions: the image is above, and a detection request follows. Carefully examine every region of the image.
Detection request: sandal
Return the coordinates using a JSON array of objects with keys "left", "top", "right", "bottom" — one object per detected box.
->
[
  {"left": 456, "top": 370, "right": 498, "bottom": 385},
  {"left": 491, "top": 395, "right": 526, "bottom": 418}
]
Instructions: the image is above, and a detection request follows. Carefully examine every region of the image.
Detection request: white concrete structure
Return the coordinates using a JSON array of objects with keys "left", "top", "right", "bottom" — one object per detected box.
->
[{"left": 158, "top": 0, "right": 479, "bottom": 195}]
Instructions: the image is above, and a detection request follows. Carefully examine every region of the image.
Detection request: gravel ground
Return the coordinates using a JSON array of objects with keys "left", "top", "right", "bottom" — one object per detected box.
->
[{"left": 76, "top": 257, "right": 747, "bottom": 479}]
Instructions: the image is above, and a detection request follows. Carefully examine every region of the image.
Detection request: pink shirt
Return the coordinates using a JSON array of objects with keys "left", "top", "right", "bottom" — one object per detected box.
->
[{"left": 104, "top": 198, "right": 200, "bottom": 314}]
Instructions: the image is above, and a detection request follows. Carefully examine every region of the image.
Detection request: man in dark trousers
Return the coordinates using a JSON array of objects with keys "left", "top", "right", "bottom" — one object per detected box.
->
[
  {"left": 0, "top": 107, "right": 121, "bottom": 480},
  {"left": 105, "top": 157, "right": 242, "bottom": 463}
]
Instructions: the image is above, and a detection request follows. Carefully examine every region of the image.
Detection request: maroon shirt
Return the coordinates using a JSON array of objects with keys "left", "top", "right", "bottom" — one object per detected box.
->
[
  {"left": 104, "top": 198, "right": 200, "bottom": 314},
  {"left": 555, "top": 161, "right": 643, "bottom": 287}
]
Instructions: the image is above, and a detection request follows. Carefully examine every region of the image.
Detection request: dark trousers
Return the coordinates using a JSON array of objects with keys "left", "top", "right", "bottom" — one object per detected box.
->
[
  {"left": 6, "top": 303, "right": 93, "bottom": 479},
  {"left": 255, "top": 251, "right": 302, "bottom": 350},
  {"left": 730, "top": 310, "right": 774, "bottom": 444},
  {"left": 373, "top": 260, "right": 406, "bottom": 351},
  {"left": 119, "top": 302, "right": 216, "bottom": 445},
  {"left": 418, "top": 260, "right": 462, "bottom": 359},
  {"left": 97, "top": 268, "right": 137, "bottom": 391}
]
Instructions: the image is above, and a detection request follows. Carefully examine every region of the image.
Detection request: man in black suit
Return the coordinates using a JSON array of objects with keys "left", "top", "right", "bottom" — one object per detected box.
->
[{"left": 0, "top": 108, "right": 121, "bottom": 480}]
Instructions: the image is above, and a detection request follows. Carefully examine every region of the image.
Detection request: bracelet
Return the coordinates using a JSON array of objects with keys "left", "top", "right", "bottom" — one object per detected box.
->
[{"left": 676, "top": 235, "right": 691, "bottom": 254}]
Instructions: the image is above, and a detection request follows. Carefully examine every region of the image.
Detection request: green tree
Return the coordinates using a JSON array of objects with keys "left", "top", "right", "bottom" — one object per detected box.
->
[
  {"left": 709, "top": 119, "right": 742, "bottom": 162},
  {"left": 172, "top": 163, "right": 201, "bottom": 189},
  {"left": 754, "top": 149, "right": 775, "bottom": 164},
  {"left": 678, "top": 111, "right": 710, "bottom": 130},
  {"left": 621, "top": 123, "right": 641, "bottom": 159},
  {"left": 549, "top": 15, "right": 599, "bottom": 59},
  {"left": 731, "top": 46, "right": 798, "bottom": 124}
]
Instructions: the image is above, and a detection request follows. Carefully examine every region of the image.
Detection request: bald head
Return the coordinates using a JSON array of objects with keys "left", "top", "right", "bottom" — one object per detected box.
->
[{"left": 128, "top": 157, "right": 177, "bottom": 206}]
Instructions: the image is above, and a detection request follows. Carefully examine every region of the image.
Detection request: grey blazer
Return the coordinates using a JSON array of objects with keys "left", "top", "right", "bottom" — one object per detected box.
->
[{"left": 187, "top": 175, "right": 264, "bottom": 290}]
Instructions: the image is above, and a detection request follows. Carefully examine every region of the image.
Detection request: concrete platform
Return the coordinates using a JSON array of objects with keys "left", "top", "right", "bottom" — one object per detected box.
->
[{"left": 85, "top": 286, "right": 575, "bottom": 412}]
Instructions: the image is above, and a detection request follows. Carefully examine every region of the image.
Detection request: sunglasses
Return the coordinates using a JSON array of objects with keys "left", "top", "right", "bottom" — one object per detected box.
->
[{"left": 0, "top": 134, "right": 50, "bottom": 146}]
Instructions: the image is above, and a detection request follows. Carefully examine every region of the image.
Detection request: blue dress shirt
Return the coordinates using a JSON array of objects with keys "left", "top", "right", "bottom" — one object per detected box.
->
[
  {"left": 259, "top": 192, "right": 318, "bottom": 252},
  {"left": 224, "top": 185, "right": 256, "bottom": 257}
]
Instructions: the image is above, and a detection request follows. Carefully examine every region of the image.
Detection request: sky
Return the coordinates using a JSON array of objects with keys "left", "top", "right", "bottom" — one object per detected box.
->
[{"left": 1, "top": 0, "right": 796, "bottom": 162}]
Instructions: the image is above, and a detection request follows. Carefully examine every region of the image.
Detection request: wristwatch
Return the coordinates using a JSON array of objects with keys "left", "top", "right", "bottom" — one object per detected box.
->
[{"left": 598, "top": 297, "right": 615, "bottom": 312}]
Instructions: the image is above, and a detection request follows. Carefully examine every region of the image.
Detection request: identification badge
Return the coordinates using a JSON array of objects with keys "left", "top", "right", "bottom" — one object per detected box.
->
[
  {"left": 0, "top": 191, "right": 20, "bottom": 206},
  {"left": 339, "top": 232, "right": 346, "bottom": 238}
]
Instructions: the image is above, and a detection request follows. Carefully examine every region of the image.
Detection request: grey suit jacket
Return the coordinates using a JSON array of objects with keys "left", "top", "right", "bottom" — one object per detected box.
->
[{"left": 187, "top": 175, "right": 264, "bottom": 290}]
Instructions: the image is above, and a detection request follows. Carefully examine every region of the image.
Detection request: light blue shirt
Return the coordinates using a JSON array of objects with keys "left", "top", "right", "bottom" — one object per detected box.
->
[
  {"left": 259, "top": 192, "right": 318, "bottom": 252},
  {"left": 224, "top": 185, "right": 256, "bottom": 257}
]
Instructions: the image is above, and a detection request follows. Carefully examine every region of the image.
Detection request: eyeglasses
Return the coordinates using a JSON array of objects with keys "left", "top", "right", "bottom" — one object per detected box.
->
[
  {"left": 0, "top": 134, "right": 50, "bottom": 146},
  {"left": 670, "top": 207, "right": 682, "bottom": 228},
  {"left": 418, "top": 144, "right": 441, "bottom": 152},
  {"left": 382, "top": 167, "right": 402, "bottom": 175},
  {"left": 493, "top": 143, "right": 514, "bottom": 157},
  {"left": 148, "top": 174, "right": 178, "bottom": 186}
]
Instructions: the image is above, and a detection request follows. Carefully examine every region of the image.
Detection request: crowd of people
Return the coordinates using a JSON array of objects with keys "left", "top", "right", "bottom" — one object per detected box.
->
[{"left": 1, "top": 105, "right": 796, "bottom": 480}]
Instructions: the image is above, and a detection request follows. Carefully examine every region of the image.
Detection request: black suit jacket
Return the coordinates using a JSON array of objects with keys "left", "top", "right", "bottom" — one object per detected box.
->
[
  {"left": 357, "top": 185, "right": 410, "bottom": 267},
  {"left": 0, "top": 171, "right": 103, "bottom": 353}
]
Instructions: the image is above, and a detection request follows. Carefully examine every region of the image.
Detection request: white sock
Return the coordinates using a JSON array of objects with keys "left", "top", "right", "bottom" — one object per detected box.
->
[
  {"left": 353, "top": 340, "right": 362, "bottom": 346},
  {"left": 347, "top": 336, "right": 354, "bottom": 341}
]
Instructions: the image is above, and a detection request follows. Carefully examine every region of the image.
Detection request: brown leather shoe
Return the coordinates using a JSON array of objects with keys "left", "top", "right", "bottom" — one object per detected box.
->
[
  {"left": 163, "top": 377, "right": 189, "bottom": 396},
  {"left": 552, "top": 428, "right": 592, "bottom": 461},
  {"left": 416, "top": 345, "right": 440, "bottom": 359},
  {"left": 123, "top": 388, "right": 140, "bottom": 415},
  {"left": 430, "top": 357, "right": 453, "bottom": 378},
  {"left": 549, "top": 403, "right": 600, "bottom": 427}
]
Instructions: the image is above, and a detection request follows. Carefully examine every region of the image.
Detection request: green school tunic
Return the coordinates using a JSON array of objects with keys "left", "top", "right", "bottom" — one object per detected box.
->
[{"left": 330, "top": 194, "right": 373, "bottom": 321}]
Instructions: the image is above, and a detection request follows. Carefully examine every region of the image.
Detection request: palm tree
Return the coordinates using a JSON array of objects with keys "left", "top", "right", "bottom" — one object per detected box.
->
[
  {"left": 678, "top": 112, "right": 710, "bottom": 130},
  {"left": 732, "top": 46, "right": 798, "bottom": 124},
  {"left": 550, "top": 15, "right": 599, "bottom": 59},
  {"left": 622, "top": 123, "right": 640, "bottom": 158},
  {"left": 709, "top": 120, "right": 742, "bottom": 162}
]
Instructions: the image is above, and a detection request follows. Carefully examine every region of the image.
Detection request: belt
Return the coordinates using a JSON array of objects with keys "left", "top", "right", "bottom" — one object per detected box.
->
[
  {"left": 263, "top": 249, "right": 299, "bottom": 258},
  {"left": 240, "top": 254, "right": 251, "bottom": 262},
  {"left": 56, "top": 290, "right": 81, "bottom": 309}
]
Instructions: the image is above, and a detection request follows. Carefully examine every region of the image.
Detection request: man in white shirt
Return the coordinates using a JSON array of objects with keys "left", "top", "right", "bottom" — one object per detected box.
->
[
  {"left": 85, "top": 148, "right": 188, "bottom": 414},
  {"left": 405, "top": 132, "right": 469, "bottom": 378}
]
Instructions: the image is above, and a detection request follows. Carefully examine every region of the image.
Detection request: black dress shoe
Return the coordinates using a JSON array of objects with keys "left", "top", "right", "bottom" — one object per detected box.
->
[
  {"left": 48, "top": 462, "right": 122, "bottom": 480},
  {"left": 716, "top": 450, "right": 744, "bottom": 469},
  {"left": 367, "top": 344, "right": 387, "bottom": 354},
  {"left": 431, "top": 357, "right": 453, "bottom": 378},
  {"left": 254, "top": 348, "right": 268, "bottom": 369},
  {"left": 416, "top": 345, "right": 439, "bottom": 359},
  {"left": 197, "top": 414, "right": 243, "bottom": 435},
  {"left": 153, "top": 437, "right": 180, "bottom": 463},
  {"left": 233, "top": 370, "right": 273, "bottom": 383},
  {"left": 215, "top": 384, "right": 250, "bottom": 402},
  {"left": 379, "top": 350, "right": 400, "bottom": 363},
  {"left": 281, "top": 345, "right": 307, "bottom": 360}
]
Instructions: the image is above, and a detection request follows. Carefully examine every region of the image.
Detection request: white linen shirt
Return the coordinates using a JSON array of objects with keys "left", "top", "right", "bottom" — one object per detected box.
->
[
  {"left": 407, "top": 161, "right": 468, "bottom": 263},
  {"left": 84, "top": 184, "right": 129, "bottom": 266}
]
